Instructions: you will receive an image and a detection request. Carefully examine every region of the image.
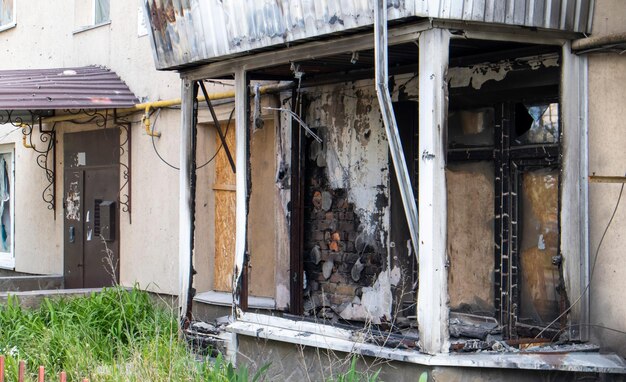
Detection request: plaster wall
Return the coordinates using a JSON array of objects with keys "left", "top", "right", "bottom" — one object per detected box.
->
[
  {"left": 0, "top": 0, "right": 180, "bottom": 101},
  {"left": 0, "top": 0, "right": 229, "bottom": 294},
  {"left": 587, "top": 0, "right": 626, "bottom": 359}
]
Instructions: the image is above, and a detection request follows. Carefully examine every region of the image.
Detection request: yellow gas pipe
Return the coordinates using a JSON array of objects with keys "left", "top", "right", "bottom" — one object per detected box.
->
[{"left": 37, "top": 83, "right": 289, "bottom": 137}]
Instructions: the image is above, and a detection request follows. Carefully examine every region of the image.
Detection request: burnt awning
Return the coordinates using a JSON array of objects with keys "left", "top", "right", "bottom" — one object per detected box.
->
[{"left": 0, "top": 66, "right": 138, "bottom": 110}]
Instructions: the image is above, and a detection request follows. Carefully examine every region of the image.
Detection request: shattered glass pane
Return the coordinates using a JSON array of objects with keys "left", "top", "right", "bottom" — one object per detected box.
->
[
  {"left": 447, "top": 108, "right": 495, "bottom": 147},
  {"left": 0, "top": 153, "right": 11, "bottom": 253},
  {"left": 514, "top": 103, "right": 559, "bottom": 145},
  {"left": 519, "top": 168, "right": 561, "bottom": 325}
]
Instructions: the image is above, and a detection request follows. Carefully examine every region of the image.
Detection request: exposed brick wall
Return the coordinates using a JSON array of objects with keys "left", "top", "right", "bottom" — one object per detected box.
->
[{"left": 303, "top": 144, "right": 384, "bottom": 319}]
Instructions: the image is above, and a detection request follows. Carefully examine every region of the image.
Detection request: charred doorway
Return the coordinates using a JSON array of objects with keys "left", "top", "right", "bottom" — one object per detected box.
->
[{"left": 63, "top": 129, "right": 120, "bottom": 288}]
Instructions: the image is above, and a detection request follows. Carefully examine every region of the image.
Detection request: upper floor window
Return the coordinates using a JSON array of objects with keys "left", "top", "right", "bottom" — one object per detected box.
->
[
  {"left": 74, "top": 0, "right": 109, "bottom": 33},
  {"left": 94, "top": 0, "right": 109, "bottom": 25},
  {"left": 0, "top": 0, "right": 15, "bottom": 31}
]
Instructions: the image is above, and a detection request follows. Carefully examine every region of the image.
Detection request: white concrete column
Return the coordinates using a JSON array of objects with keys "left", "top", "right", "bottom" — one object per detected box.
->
[
  {"left": 417, "top": 28, "right": 450, "bottom": 354},
  {"left": 179, "top": 78, "right": 195, "bottom": 322},
  {"left": 233, "top": 68, "right": 248, "bottom": 315}
]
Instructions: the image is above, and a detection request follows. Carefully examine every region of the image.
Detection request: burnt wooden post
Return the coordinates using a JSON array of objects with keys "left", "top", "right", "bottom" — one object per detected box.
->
[
  {"left": 179, "top": 78, "right": 196, "bottom": 327},
  {"left": 417, "top": 27, "right": 451, "bottom": 354}
]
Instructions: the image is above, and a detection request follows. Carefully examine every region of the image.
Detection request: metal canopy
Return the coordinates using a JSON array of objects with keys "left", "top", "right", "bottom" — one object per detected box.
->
[
  {"left": 143, "top": 0, "right": 593, "bottom": 70},
  {"left": 0, "top": 66, "right": 138, "bottom": 110}
]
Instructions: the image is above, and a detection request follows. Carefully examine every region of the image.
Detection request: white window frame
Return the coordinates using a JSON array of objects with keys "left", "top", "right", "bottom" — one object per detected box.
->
[
  {"left": 93, "top": 0, "right": 109, "bottom": 26},
  {"left": 0, "top": 0, "right": 16, "bottom": 33},
  {"left": 0, "top": 145, "right": 15, "bottom": 269}
]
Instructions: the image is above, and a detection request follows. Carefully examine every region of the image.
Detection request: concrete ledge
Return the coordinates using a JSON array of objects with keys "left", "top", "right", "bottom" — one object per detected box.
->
[
  {"left": 0, "top": 274, "right": 63, "bottom": 292},
  {"left": 0, "top": 288, "right": 107, "bottom": 309},
  {"left": 229, "top": 313, "right": 626, "bottom": 374}
]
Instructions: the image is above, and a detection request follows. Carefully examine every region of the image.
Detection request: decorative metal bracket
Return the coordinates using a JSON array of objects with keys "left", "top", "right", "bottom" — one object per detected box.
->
[
  {"left": 0, "top": 110, "right": 57, "bottom": 215},
  {"left": 114, "top": 112, "right": 132, "bottom": 224}
]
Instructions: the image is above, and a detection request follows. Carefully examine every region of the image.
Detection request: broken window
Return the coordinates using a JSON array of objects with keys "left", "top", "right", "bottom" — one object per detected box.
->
[
  {"left": 447, "top": 100, "right": 564, "bottom": 340},
  {"left": 0, "top": 146, "right": 14, "bottom": 269}
]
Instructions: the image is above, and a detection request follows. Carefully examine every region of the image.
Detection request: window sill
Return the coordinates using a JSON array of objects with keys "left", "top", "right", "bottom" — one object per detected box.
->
[
  {"left": 194, "top": 290, "right": 276, "bottom": 310},
  {"left": 0, "top": 256, "right": 15, "bottom": 270},
  {"left": 72, "top": 21, "right": 111, "bottom": 35},
  {"left": 228, "top": 313, "right": 626, "bottom": 374},
  {"left": 0, "top": 22, "right": 16, "bottom": 33}
]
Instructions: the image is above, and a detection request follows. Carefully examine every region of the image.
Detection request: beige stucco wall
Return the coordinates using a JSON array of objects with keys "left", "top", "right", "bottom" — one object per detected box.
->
[
  {"left": 0, "top": 0, "right": 229, "bottom": 295},
  {"left": 587, "top": 0, "right": 626, "bottom": 358}
]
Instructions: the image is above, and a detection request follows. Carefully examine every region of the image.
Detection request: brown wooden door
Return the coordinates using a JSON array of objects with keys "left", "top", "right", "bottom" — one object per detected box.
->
[{"left": 63, "top": 130, "right": 120, "bottom": 288}]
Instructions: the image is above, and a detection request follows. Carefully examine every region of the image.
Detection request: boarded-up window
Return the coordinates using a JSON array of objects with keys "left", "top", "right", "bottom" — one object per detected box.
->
[
  {"left": 518, "top": 168, "right": 561, "bottom": 325},
  {"left": 447, "top": 162, "right": 495, "bottom": 315},
  {"left": 213, "top": 122, "right": 236, "bottom": 292},
  {"left": 447, "top": 101, "right": 563, "bottom": 338}
]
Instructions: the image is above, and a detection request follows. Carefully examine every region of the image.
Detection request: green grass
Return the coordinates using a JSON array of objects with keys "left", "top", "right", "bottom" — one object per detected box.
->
[
  {"left": 0, "top": 286, "right": 385, "bottom": 381},
  {"left": 0, "top": 286, "right": 258, "bottom": 381}
]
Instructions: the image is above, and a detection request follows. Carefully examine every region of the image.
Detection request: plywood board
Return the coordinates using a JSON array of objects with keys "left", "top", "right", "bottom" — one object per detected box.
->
[
  {"left": 213, "top": 122, "right": 236, "bottom": 292},
  {"left": 519, "top": 168, "right": 560, "bottom": 323},
  {"left": 248, "top": 121, "right": 277, "bottom": 298},
  {"left": 446, "top": 161, "right": 495, "bottom": 314}
]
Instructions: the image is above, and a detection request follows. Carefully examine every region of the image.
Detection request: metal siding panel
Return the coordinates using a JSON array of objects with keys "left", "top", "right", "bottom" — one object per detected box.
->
[
  {"left": 532, "top": 0, "right": 546, "bottom": 27},
  {"left": 493, "top": 0, "right": 508, "bottom": 23},
  {"left": 439, "top": 0, "right": 452, "bottom": 19},
  {"left": 483, "top": 0, "right": 497, "bottom": 22},
  {"left": 525, "top": 0, "right": 534, "bottom": 25},
  {"left": 549, "top": 0, "right": 562, "bottom": 28},
  {"left": 143, "top": 0, "right": 592, "bottom": 69},
  {"left": 447, "top": 0, "right": 463, "bottom": 19},
  {"left": 585, "top": 0, "right": 595, "bottom": 33},
  {"left": 562, "top": 0, "right": 576, "bottom": 30},
  {"left": 514, "top": 0, "right": 527, "bottom": 25},
  {"left": 471, "top": 0, "right": 487, "bottom": 21},
  {"left": 574, "top": 0, "right": 591, "bottom": 32},
  {"left": 461, "top": 0, "right": 472, "bottom": 20}
]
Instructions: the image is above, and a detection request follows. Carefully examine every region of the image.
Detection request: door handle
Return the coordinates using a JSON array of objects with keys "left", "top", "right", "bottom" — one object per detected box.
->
[{"left": 69, "top": 226, "right": 75, "bottom": 243}]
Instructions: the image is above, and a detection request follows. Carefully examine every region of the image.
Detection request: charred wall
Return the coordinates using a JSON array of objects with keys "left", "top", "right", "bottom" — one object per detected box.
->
[{"left": 291, "top": 75, "right": 418, "bottom": 324}]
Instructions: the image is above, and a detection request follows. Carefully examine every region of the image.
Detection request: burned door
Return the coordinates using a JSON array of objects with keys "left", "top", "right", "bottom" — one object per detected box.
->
[{"left": 64, "top": 129, "right": 120, "bottom": 288}]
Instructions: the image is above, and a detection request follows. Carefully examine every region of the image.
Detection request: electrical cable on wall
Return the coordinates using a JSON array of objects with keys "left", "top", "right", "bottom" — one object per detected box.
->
[
  {"left": 149, "top": 107, "right": 235, "bottom": 171},
  {"left": 535, "top": 177, "right": 626, "bottom": 340}
]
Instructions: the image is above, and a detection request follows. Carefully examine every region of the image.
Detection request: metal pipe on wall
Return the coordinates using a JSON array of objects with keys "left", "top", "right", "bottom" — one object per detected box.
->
[{"left": 373, "top": 0, "right": 420, "bottom": 260}]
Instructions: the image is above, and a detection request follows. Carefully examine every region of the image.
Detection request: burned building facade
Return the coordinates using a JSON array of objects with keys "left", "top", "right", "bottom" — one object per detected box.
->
[{"left": 145, "top": 0, "right": 626, "bottom": 379}]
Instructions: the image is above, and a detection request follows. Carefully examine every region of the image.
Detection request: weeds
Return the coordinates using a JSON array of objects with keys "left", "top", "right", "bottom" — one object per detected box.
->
[{"left": 0, "top": 286, "right": 256, "bottom": 381}]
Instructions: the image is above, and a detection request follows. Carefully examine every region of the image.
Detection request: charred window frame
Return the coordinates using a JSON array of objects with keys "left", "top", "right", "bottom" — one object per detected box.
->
[{"left": 447, "top": 97, "right": 563, "bottom": 339}]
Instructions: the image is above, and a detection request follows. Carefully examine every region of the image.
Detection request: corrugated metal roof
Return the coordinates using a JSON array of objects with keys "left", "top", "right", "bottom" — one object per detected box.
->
[
  {"left": 0, "top": 66, "right": 139, "bottom": 110},
  {"left": 143, "top": 0, "right": 593, "bottom": 70}
]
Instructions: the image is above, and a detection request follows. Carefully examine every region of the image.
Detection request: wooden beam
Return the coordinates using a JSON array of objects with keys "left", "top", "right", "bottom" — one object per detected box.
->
[{"left": 417, "top": 28, "right": 450, "bottom": 354}]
